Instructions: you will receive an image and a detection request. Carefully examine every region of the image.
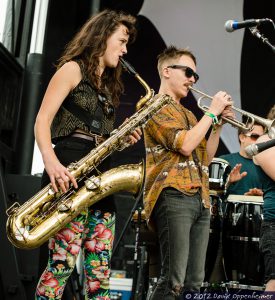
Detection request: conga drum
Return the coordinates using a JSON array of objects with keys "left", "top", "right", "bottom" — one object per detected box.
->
[
  {"left": 208, "top": 158, "right": 231, "bottom": 193},
  {"left": 222, "top": 195, "right": 264, "bottom": 286}
]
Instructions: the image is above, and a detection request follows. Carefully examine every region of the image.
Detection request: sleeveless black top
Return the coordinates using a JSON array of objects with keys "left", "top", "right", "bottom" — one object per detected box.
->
[
  {"left": 51, "top": 60, "right": 115, "bottom": 143},
  {"left": 49, "top": 60, "right": 117, "bottom": 212}
]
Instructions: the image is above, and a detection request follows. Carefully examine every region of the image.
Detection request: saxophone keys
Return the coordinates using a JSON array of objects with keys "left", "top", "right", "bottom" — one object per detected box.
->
[
  {"left": 85, "top": 176, "right": 101, "bottom": 190},
  {"left": 67, "top": 162, "right": 79, "bottom": 171},
  {"left": 58, "top": 200, "right": 73, "bottom": 212},
  {"left": 48, "top": 188, "right": 55, "bottom": 195},
  {"left": 42, "top": 202, "right": 52, "bottom": 212}
]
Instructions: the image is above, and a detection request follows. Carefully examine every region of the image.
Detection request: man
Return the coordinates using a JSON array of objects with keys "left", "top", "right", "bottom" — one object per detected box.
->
[
  {"left": 220, "top": 122, "right": 265, "bottom": 196},
  {"left": 143, "top": 46, "right": 233, "bottom": 298}
]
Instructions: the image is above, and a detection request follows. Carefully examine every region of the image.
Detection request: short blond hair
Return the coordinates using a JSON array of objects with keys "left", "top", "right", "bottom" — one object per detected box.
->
[{"left": 157, "top": 45, "right": 196, "bottom": 78}]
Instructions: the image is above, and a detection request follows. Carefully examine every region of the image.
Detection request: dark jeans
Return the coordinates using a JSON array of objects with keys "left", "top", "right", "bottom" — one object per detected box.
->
[
  {"left": 150, "top": 188, "right": 210, "bottom": 299},
  {"left": 260, "top": 220, "right": 275, "bottom": 282}
]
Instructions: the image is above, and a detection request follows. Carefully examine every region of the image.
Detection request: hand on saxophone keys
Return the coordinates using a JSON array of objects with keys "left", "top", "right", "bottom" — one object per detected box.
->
[
  {"left": 128, "top": 127, "right": 142, "bottom": 144},
  {"left": 45, "top": 158, "right": 78, "bottom": 193},
  {"left": 119, "top": 118, "right": 142, "bottom": 147}
]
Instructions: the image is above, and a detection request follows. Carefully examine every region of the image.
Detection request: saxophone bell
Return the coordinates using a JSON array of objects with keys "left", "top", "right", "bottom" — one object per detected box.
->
[{"left": 7, "top": 163, "right": 144, "bottom": 249}]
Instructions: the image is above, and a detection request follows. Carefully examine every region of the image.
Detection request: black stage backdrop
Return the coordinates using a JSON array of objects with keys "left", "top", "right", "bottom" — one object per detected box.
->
[{"left": 241, "top": 0, "right": 275, "bottom": 118}]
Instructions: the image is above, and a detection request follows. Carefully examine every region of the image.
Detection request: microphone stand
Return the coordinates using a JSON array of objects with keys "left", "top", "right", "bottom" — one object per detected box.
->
[
  {"left": 131, "top": 205, "right": 147, "bottom": 300},
  {"left": 112, "top": 186, "right": 148, "bottom": 299},
  {"left": 249, "top": 26, "right": 275, "bottom": 54}
]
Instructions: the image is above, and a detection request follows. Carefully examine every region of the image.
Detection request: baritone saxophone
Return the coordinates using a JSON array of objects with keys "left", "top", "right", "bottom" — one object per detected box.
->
[{"left": 6, "top": 58, "right": 172, "bottom": 249}]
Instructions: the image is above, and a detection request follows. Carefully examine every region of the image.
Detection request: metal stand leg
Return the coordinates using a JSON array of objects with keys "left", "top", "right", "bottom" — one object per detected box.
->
[
  {"left": 112, "top": 191, "right": 143, "bottom": 257},
  {"left": 131, "top": 208, "right": 148, "bottom": 300},
  {"left": 112, "top": 190, "right": 149, "bottom": 300}
]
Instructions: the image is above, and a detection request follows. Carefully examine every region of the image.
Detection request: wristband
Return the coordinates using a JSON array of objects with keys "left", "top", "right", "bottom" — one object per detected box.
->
[{"left": 204, "top": 111, "right": 219, "bottom": 125}]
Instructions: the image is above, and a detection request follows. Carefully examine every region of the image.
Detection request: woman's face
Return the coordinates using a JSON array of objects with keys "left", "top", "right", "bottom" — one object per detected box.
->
[{"left": 100, "top": 24, "right": 129, "bottom": 70}]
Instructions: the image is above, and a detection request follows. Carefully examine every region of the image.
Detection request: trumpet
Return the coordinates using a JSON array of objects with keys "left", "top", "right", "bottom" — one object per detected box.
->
[{"left": 190, "top": 86, "right": 275, "bottom": 138}]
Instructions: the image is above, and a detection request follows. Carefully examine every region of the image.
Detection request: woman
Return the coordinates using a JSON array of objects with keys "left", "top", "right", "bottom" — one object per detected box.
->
[{"left": 34, "top": 9, "right": 141, "bottom": 299}]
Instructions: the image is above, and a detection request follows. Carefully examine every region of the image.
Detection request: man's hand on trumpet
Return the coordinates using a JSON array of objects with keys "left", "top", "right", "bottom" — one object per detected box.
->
[
  {"left": 220, "top": 105, "right": 235, "bottom": 124},
  {"left": 208, "top": 91, "right": 235, "bottom": 124},
  {"left": 208, "top": 91, "right": 233, "bottom": 116}
]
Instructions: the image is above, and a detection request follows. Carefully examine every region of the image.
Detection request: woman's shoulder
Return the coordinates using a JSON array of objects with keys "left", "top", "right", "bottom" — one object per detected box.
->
[
  {"left": 57, "top": 61, "right": 82, "bottom": 88},
  {"left": 60, "top": 61, "right": 81, "bottom": 74}
]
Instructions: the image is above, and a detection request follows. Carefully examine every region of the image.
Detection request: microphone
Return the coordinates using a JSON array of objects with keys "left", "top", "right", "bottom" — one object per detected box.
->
[
  {"left": 245, "top": 139, "right": 275, "bottom": 157},
  {"left": 225, "top": 18, "right": 271, "bottom": 32}
]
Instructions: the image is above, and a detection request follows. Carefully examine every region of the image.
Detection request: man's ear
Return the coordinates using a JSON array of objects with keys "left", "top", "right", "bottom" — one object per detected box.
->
[
  {"left": 239, "top": 133, "right": 245, "bottom": 143},
  {"left": 162, "top": 67, "right": 170, "bottom": 79}
]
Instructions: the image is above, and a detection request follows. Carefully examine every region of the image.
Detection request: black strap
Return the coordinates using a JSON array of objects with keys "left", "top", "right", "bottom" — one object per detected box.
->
[{"left": 62, "top": 96, "right": 104, "bottom": 135}]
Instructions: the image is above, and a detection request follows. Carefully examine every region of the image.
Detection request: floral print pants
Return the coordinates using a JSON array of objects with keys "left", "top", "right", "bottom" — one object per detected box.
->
[{"left": 35, "top": 209, "right": 115, "bottom": 300}]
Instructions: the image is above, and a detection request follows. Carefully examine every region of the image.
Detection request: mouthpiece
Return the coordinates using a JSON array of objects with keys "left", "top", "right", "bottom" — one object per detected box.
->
[{"left": 119, "top": 57, "right": 137, "bottom": 76}]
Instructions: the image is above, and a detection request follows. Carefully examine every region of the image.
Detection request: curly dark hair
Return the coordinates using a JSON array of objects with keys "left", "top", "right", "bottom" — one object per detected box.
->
[{"left": 57, "top": 10, "right": 137, "bottom": 107}]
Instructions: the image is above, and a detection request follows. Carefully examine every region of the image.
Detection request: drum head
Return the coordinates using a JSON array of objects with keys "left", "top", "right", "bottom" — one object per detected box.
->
[{"left": 227, "top": 194, "right": 263, "bottom": 205}]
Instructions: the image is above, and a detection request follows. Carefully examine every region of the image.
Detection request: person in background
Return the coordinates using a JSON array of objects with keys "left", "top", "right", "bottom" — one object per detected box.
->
[
  {"left": 34, "top": 10, "right": 141, "bottom": 300},
  {"left": 222, "top": 104, "right": 275, "bottom": 195},
  {"left": 143, "top": 45, "right": 234, "bottom": 299},
  {"left": 220, "top": 121, "right": 265, "bottom": 196}
]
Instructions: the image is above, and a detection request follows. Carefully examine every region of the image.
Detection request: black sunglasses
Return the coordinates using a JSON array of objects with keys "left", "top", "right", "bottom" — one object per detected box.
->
[
  {"left": 167, "top": 65, "right": 199, "bottom": 83},
  {"left": 244, "top": 133, "right": 261, "bottom": 140}
]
